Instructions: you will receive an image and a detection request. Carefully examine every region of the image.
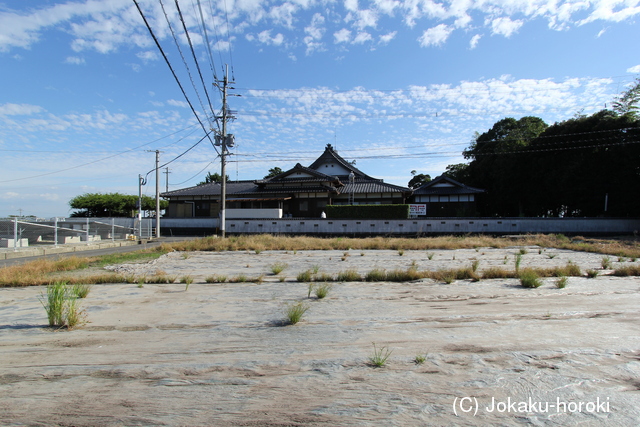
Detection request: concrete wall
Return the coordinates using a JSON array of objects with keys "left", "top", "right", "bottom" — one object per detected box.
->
[
  {"left": 226, "top": 209, "right": 282, "bottom": 219},
  {"left": 224, "top": 217, "right": 640, "bottom": 236}
]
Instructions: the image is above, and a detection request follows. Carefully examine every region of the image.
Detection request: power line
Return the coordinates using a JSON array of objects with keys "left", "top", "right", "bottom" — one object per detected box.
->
[
  {"left": 193, "top": 0, "right": 218, "bottom": 82},
  {"left": 0, "top": 124, "right": 203, "bottom": 183},
  {"left": 174, "top": 0, "right": 217, "bottom": 125},
  {"left": 133, "top": 0, "right": 217, "bottom": 151}
]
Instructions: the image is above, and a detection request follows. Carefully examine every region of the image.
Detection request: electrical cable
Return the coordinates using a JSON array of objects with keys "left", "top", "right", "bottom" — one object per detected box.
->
[
  {"left": 143, "top": 130, "right": 213, "bottom": 179},
  {"left": 171, "top": 159, "right": 218, "bottom": 186},
  {"left": 133, "top": 0, "right": 218, "bottom": 152},
  {"left": 158, "top": 0, "right": 214, "bottom": 131},
  {"left": 194, "top": 0, "right": 218, "bottom": 82},
  {"left": 0, "top": 124, "right": 202, "bottom": 183},
  {"left": 175, "top": 0, "right": 218, "bottom": 126}
]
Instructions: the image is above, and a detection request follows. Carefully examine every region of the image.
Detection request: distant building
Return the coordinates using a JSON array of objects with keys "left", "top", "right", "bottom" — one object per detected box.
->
[
  {"left": 162, "top": 145, "right": 485, "bottom": 219},
  {"left": 162, "top": 144, "right": 412, "bottom": 218},
  {"left": 409, "top": 175, "right": 484, "bottom": 217}
]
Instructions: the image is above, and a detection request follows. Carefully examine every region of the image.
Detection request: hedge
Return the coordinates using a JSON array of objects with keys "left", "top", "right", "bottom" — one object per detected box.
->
[{"left": 325, "top": 204, "right": 409, "bottom": 219}]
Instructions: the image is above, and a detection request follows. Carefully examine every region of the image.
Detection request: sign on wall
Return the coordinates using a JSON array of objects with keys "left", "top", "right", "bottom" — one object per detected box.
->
[{"left": 409, "top": 204, "right": 427, "bottom": 216}]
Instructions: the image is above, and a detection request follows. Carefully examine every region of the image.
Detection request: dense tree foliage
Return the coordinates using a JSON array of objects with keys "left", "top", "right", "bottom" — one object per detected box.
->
[
  {"left": 197, "top": 172, "right": 229, "bottom": 185},
  {"left": 264, "top": 167, "right": 284, "bottom": 179},
  {"left": 408, "top": 170, "right": 431, "bottom": 189},
  {"left": 69, "top": 193, "right": 168, "bottom": 217},
  {"left": 449, "top": 109, "right": 640, "bottom": 217}
]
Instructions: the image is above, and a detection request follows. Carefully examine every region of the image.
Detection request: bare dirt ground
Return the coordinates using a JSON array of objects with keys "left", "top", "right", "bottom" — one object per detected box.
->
[{"left": 1, "top": 247, "right": 639, "bottom": 426}]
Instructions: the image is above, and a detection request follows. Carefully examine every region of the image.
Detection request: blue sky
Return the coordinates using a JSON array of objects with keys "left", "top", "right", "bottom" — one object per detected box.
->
[{"left": 0, "top": 0, "right": 638, "bottom": 217}]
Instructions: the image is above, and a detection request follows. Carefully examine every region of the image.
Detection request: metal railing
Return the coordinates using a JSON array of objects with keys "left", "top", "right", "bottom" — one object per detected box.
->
[{"left": 0, "top": 217, "right": 153, "bottom": 251}]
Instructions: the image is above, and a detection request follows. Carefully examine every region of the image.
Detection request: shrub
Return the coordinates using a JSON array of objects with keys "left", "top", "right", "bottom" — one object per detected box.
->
[
  {"left": 336, "top": 268, "right": 361, "bottom": 282},
  {"left": 205, "top": 275, "right": 227, "bottom": 283},
  {"left": 515, "top": 253, "right": 523, "bottom": 272},
  {"left": 284, "top": 301, "right": 309, "bottom": 325},
  {"left": 39, "top": 281, "right": 83, "bottom": 328},
  {"left": 71, "top": 283, "right": 92, "bottom": 299},
  {"left": 612, "top": 265, "right": 640, "bottom": 276},
  {"left": 482, "top": 267, "right": 516, "bottom": 279},
  {"left": 314, "top": 283, "right": 332, "bottom": 299},
  {"left": 231, "top": 274, "right": 248, "bottom": 283},
  {"left": 586, "top": 269, "right": 599, "bottom": 278},
  {"left": 385, "top": 268, "right": 422, "bottom": 282},
  {"left": 365, "top": 268, "right": 387, "bottom": 282},
  {"left": 601, "top": 256, "right": 612, "bottom": 270},
  {"left": 555, "top": 276, "right": 568, "bottom": 289},
  {"left": 180, "top": 275, "right": 194, "bottom": 290},
  {"left": 427, "top": 253, "right": 434, "bottom": 260},
  {"left": 270, "top": 262, "right": 288, "bottom": 275},
  {"left": 368, "top": 343, "right": 392, "bottom": 367},
  {"left": 297, "top": 270, "right": 313, "bottom": 282},
  {"left": 519, "top": 270, "right": 542, "bottom": 288},
  {"left": 414, "top": 353, "right": 427, "bottom": 365},
  {"left": 471, "top": 260, "right": 480, "bottom": 272}
]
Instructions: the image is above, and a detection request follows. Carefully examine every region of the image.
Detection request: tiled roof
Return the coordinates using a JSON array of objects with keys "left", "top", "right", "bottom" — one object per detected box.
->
[
  {"left": 412, "top": 175, "right": 484, "bottom": 195},
  {"left": 258, "top": 163, "right": 340, "bottom": 184},
  {"left": 160, "top": 181, "right": 256, "bottom": 197},
  {"left": 338, "top": 180, "right": 411, "bottom": 194},
  {"left": 308, "top": 144, "right": 375, "bottom": 179}
]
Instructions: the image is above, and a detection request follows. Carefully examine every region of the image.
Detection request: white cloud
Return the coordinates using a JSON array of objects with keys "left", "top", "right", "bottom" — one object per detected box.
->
[
  {"left": 353, "top": 32, "right": 373, "bottom": 44},
  {"left": 596, "top": 27, "right": 607, "bottom": 38},
  {"left": 490, "top": 17, "right": 524, "bottom": 37},
  {"left": 627, "top": 65, "right": 640, "bottom": 73},
  {"left": 469, "top": 34, "right": 482, "bottom": 49},
  {"left": 136, "top": 51, "right": 158, "bottom": 62},
  {"left": 418, "top": 24, "right": 453, "bottom": 47},
  {"left": 167, "top": 99, "right": 189, "bottom": 108},
  {"left": 64, "top": 56, "right": 85, "bottom": 65},
  {"left": 304, "top": 13, "right": 325, "bottom": 54},
  {"left": 0, "top": 103, "right": 44, "bottom": 116},
  {"left": 334, "top": 28, "right": 352, "bottom": 43},
  {"left": 345, "top": 0, "right": 359, "bottom": 13},
  {"left": 269, "top": 2, "right": 298, "bottom": 28},
  {"left": 257, "top": 30, "right": 285, "bottom": 46},
  {"left": 379, "top": 31, "right": 397, "bottom": 44}
]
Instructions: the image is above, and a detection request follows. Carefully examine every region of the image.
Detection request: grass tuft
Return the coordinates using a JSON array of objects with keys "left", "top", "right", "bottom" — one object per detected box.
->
[
  {"left": 270, "top": 262, "right": 288, "bottom": 275},
  {"left": 314, "top": 283, "right": 332, "bottom": 299},
  {"left": 336, "top": 268, "right": 361, "bottom": 282},
  {"left": 284, "top": 301, "right": 309, "bottom": 325},
  {"left": 555, "top": 276, "right": 568, "bottom": 289},
  {"left": 586, "top": 269, "right": 599, "bottom": 278},
  {"left": 519, "top": 269, "right": 543, "bottom": 288},
  {"left": 368, "top": 343, "right": 392, "bottom": 367}
]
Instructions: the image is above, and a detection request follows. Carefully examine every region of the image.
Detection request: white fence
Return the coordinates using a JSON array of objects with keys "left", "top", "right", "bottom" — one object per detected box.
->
[{"left": 0, "top": 217, "right": 153, "bottom": 251}]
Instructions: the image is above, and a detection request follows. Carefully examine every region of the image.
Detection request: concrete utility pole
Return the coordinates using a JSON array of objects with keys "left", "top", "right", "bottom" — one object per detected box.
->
[
  {"left": 215, "top": 65, "right": 235, "bottom": 238},
  {"left": 155, "top": 150, "right": 161, "bottom": 238},
  {"left": 164, "top": 167, "right": 170, "bottom": 193}
]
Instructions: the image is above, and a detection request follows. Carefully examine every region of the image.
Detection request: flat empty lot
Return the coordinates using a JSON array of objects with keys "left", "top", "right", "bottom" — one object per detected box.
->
[{"left": 1, "top": 247, "right": 639, "bottom": 426}]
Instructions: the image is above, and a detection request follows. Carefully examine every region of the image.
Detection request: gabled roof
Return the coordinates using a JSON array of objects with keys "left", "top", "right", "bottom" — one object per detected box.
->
[
  {"left": 160, "top": 180, "right": 257, "bottom": 198},
  {"left": 412, "top": 175, "right": 484, "bottom": 195},
  {"left": 308, "top": 144, "right": 375, "bottom": 180},
  {"left": 256, "top": 163, "right": 342, "bottom": 185},
  {"left": 338, "top": 179, "right": 411, "bottom": 195}
]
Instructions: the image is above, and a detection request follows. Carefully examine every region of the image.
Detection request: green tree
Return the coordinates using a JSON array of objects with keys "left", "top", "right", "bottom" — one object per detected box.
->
[
  {"left": 408, "top": 170, "right": 431, "bottom": 189},
  {"left": 197, "top": 172, "right": 229, "bottom": 186},
  {"left": 442, "top": 163, "right": 470, "bottom": 182},
  {"left": 612, "top": 78, "right": 640, "bottom": 119},
  {"left": 264, "top": 167, "right": 283, "bottom": 179},
  {"left": 69, "top": 193, "right": 167, "bottom": 217},
  {"left": 463, "top": 116, "right": 548, "bottom": 216}
]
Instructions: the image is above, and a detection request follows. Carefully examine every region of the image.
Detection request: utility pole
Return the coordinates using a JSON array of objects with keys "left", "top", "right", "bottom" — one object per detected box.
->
[
  {"left": 164, "top": 167, "right": 170, "bottom": 193},
  {"left": 138, "top": 174, "right": 146, "bottom": 238},
  {"left": 155, "top": 150, "right": 160, "bottom": 238},
  {"left": 215, "top": 65, "right": 235, "bottom": 238},
  {"left": 146, "top": 149, "right": 162, "bottom": 239}
]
